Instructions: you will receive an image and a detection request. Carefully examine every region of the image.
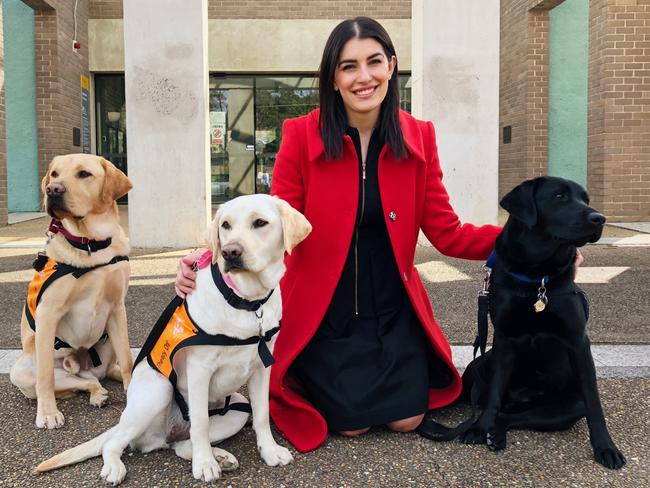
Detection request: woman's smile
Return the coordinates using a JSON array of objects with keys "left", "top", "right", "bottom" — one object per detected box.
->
[{"left": 353, "top": 85, "right": 378, "bottom": 98}]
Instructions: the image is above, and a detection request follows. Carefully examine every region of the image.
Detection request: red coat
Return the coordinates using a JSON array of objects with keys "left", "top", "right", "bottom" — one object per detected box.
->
[{"left": 269, "top": 109, "right": 500, "bottom": 452}]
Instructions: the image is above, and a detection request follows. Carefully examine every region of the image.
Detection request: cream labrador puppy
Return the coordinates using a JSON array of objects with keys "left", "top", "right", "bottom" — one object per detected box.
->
[
  {"left": 34, "top": 194, "right": 312, "bottom": 485},
  {"left": 10, "top": 154, "right": 133, "bottom": 429}
]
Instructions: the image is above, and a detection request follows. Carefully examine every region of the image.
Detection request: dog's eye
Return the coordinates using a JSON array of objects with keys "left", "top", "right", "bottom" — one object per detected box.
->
[
  {"left": 51, "top": 171, "right": 58, "bottom": 178},
  {"left": 221, "top": 221, "right": 231, "bottom": 230},
  {"left": 77, "top": 170, "right": 92, "bottom": 179},
  {"left": 555, "top": 193, "right": 565, "bottom": 200},
  {"left": 253, "top": 219, "right": 268, "bottom": 229}
]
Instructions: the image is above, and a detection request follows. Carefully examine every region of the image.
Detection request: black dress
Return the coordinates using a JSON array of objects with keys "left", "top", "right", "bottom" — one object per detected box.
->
[{"left": 293, "top": 128, "right": 431, "bottom": 431}]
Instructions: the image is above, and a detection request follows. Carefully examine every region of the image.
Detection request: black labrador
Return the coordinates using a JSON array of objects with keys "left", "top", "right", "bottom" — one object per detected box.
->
[{"left": 420, "top": 176, "right": 626, "bottom": 469}]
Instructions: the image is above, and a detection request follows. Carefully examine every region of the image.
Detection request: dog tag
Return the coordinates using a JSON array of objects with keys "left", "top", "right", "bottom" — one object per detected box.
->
[{"left": 534, "top": 280, "right": 548, "bottom": 313}]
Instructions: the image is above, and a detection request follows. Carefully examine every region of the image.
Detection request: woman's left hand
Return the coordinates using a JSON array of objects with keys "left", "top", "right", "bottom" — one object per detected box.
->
[{"left": 575, "top": 249, "right": 584, "bottom": 268}]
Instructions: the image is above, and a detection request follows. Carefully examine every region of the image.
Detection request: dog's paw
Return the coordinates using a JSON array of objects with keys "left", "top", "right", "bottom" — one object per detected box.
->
[
  {"left": 192, "top": 455, "right": 221, "bottom": 482},
  {"left": 212, "top": 447, "right": 239, "bottom": 472},
  {"left": 259, "top": 443, "right": 294, "bottom": 466},
  {"left": 461, "top": 426, "right": 488, "bottom": 445},
  {"left": 35, "top": 409, "right": 65, "bottom": 429},
  {"left": 100, "top": 458, "right": 127, "bottom": 485},
  {"left": 486, "top": 429, "right": 507, "bottom": 452},
  {"left": 90, "top": 386, "right": 109, "bottom": 407},
  {"left": 594, "top": 445, "right": 626, "bottom": 470}
]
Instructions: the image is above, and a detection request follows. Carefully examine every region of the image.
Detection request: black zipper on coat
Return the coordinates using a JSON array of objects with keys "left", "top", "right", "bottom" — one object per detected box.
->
[{"left": 354, "top": 158, "right": 366, "bottom": 316}]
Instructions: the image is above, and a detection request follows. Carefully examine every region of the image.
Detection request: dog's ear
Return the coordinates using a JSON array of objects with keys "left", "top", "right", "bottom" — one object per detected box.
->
[
  {"left": 208, "top": 206, "right": 222, "bottom": 264},
  {"left": 500, "top": 178, "right": 539, "bottom": 228},
  {"left": 100, "top": 158, "right": 133, "bottom": 203},
  {"left": 275, "top": 198, "right": 312, "bottom": 255},
  {"left": 41, "top": 160, "right": 53, "bottom": 195}
]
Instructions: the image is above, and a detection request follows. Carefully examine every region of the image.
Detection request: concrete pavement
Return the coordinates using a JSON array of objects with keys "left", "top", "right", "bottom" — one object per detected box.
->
[{"left": 0, "top": 213, "right": 649, "bottom": 487}]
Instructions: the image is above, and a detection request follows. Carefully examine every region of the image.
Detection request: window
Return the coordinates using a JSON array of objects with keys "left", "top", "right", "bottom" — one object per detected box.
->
[{"left": 95, "top": 74, "right": 411, "bottom": 204}]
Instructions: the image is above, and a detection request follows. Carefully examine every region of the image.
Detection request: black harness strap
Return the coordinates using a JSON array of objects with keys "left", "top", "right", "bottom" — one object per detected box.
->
[
  {"left": 26, "top": 254, "right": 129, "bottom": 368},
  {"left": 208, "top": 395, "right": 253, "bottom": 416},
  {"left": 133, "top": 295, "right": 185, "bottom": 369},
  {"left": 172, "top": 392, "right": 253, "bottom": 422},
  {"left": 474, "top": 290, "right": 490, "bottom": 359},
  {"left": 165, "top": 320, "right": 280, "bottom": 422}
]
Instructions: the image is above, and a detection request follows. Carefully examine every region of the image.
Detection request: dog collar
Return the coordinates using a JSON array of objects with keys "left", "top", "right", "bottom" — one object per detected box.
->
[
  {"left": 48, "top": 219, "right": 113, "bottom": 255},
  {"left": 486, "top": 250, "right": 551, "bottom": 285},
  {"left": 210, "top": 262, "right": 273, "bottom": 312}
]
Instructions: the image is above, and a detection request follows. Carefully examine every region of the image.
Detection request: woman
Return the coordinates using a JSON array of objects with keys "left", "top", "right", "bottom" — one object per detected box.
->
[{"left": 176, "top": 17, "right": 501, "bottom": 452}]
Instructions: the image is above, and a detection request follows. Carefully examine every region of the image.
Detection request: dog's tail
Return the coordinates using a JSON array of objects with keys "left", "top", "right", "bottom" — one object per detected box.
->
[{"left": 32, "top": 426, "right": 116, "bottom": 474}]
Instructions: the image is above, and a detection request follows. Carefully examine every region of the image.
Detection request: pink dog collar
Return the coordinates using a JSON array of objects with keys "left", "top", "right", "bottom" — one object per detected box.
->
[{"left": 195, "top": 250, "right": 213, "bottom": 270}]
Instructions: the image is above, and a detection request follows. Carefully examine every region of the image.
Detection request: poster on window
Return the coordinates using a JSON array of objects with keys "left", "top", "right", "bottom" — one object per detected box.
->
[
  {"left": 210, "top": 112, "right": 227, "bottom": 153},
  {"left": 80, "top": 75, "right": 91, "bottom": 154}
]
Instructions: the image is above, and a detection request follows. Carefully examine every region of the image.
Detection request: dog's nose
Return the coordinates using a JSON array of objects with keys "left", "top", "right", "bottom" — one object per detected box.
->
[
  {"left": 588, "top": 212, "right": 606, "bottom": 226},
  {"left": 46, "top": 182, "right": 66, "bottom": 196},
  {"left": 221, "top": 243, "right": 243, "bottom": 261}
]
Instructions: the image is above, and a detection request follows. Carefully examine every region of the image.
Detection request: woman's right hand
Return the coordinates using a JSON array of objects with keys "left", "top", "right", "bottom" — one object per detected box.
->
[{"left": 175, "top": 248, "right": 206, "bottom": 298}]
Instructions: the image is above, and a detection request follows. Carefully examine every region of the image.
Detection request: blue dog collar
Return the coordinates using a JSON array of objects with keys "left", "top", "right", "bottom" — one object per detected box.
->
[{"left": 486, "top": 250, "right": 551, "bottom": 285}]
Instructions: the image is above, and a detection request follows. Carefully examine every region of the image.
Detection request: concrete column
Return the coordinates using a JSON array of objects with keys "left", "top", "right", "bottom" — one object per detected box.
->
[
  {"left": 412, "top": 0, "right": 499, "bottom": 226},
  {"left": 124, "top": 0, "right": 210, "bottom": 247}
]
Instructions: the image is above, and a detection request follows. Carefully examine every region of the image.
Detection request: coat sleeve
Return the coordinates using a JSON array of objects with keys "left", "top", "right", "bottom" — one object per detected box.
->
[
  {"left": 270, "top": 118, "right": 305, "bottom": 213},
  {"left": 420, "top": 121, "right": 501, "bottom": 260}
]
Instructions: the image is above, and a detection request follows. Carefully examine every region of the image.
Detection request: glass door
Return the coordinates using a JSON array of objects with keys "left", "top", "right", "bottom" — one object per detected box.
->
[
  {"left": 95, "top": 75, "right": 127, "bottom": 176},
  {"left": 209, "top": 77, "right": 255, "bottom": 203}
]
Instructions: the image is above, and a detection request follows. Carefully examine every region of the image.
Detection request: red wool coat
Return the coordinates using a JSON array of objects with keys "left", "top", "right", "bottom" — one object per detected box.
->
[{"left": 269, "top": 109, "right": 501, "bottom": 452}]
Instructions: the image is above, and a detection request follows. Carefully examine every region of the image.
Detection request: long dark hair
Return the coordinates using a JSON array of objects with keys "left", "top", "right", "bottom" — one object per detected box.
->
[{"left": 318, "top": 17, "right": 408, "bottom": 161}]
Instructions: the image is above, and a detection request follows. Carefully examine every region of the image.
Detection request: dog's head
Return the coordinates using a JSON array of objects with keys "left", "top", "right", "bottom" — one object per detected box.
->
[
  {"left": 208, "top": 194, "right": 312, "bottom": 277},
  {"left": 41, "top": 154, "right": 132, "bottom": 220},
  {"left": 500, "top": 176, "right": 605, "bottom": 246}
]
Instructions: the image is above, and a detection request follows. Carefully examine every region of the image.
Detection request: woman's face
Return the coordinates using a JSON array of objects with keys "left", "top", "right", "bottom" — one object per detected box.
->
[{"left": 334, "top": 37, "right": 396, "bottom": 125}]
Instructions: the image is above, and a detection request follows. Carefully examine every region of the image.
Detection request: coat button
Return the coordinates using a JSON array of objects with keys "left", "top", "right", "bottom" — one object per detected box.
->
[{"left": 389, "top": 211, "right": 397, "bottom": 221}]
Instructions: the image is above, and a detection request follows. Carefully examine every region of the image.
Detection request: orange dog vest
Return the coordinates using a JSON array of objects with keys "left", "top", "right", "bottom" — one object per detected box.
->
[
  {"left": 134, "top": 295, "right": 279, "bottom": 420},
  {"left": 24, "top": 254, "right": 129, "bottom": 365}
]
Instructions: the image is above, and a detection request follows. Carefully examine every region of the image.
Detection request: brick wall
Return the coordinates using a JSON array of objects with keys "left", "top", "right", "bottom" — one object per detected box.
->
[
  {"left": 501, "top": 0, "right": 650, "bottom": 221},
  {"left": 24, "top": 0, "right": 91, "bottom": 188},
  {"left": 588, "top": 0, "right": 610, "bottom": 216},
  {"left": 0, "top": 4, "right": 7, "bottom": 225},
  {"left": 89, "top": 0, "right": 411, "bottom": 19},
  {"left": 590, "top": 0, "right": 650, "bottom": 221},
  {"left": 499, "top": 0, "right": 563, "bottom": 199},
  {"left": 90, "top": 0, "right": 122, "bottom": 19}
]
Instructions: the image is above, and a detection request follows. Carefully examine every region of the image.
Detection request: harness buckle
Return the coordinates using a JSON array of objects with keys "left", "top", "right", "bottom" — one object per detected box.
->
[
  {"left": 255, "top": 309, "right": 264, "bottom": 337},
  {"left": 479, "top": 266, "right": 491, "bottom": 297}
]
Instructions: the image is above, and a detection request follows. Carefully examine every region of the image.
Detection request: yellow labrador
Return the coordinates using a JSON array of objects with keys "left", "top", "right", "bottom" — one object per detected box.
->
[
  {"left": 34, "top": 194, "right": 311, "bottom": 485},
  {"left": 10, "top": 154, "right": 134, "bottom": 429}
]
